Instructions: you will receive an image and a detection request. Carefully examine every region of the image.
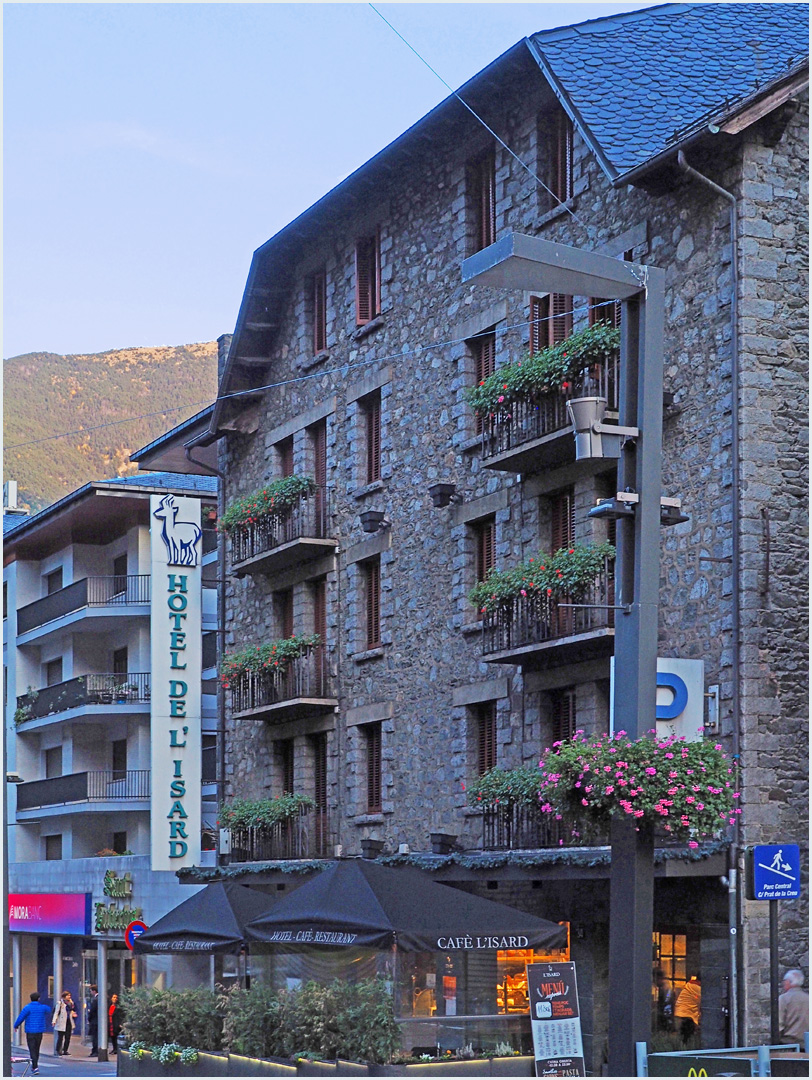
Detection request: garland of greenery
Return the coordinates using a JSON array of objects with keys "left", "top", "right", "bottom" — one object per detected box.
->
[
  {"left": 464, "top": 322, "right": 620, "bottom": 416},
  {"left": 538, "top": 732, "right": 739, "bottom": 844},
  {"left": 218, "top": 475, "right": 316, "bottom": 534},
  {"left": 218, "top": 793, "right": 315, "bottom": 830},
  {"left": 220, "top": 633, "right": 321, "bottom": 687},
  {"left": 469, "top": 542, "right": 615, "bottom": 614}
]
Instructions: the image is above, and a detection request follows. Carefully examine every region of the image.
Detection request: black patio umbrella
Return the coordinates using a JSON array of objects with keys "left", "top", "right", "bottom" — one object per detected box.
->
[
  {"left": 133, "top": 881, "right": 275, "bottom": 954},
  {"left": 244, "top": 859, "right": 567, "bottom": 952}
]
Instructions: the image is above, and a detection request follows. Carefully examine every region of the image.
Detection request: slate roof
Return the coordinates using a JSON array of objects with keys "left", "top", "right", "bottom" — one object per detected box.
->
[
  {"left": 98, "top": 471, "right": 218, "bottom": 494},
  {"left": 527, "top": 2, "right": 809, "bottom": 180}
]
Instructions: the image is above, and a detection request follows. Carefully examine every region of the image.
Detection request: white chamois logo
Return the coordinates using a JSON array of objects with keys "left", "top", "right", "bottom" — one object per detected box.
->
[{"left": 153, "top": 495, "right": 202, "bottom": 567}]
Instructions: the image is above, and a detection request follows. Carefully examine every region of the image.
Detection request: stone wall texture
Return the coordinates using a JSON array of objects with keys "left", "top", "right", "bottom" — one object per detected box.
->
[{"left": 219, "top": 60, "right": 808, "bottom": 1050}]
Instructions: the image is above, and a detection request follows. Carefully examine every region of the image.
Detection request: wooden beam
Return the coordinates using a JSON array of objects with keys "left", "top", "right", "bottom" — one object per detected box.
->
[{"left": 720, "top": 70, "right": 809, "bottom": 134}]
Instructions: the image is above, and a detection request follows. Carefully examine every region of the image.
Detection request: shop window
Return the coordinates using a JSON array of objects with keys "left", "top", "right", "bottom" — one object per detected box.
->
[
  {"left": 279, "top": 739, "right": 295, "bottom": 795},
  {"left": 113, "top": 831, "right": 128, "bottom": 855},
  {"left": 550, "top": 487, "right": 575, "bottom": 551},
  {"left": 652, "top": 931, "right": 688, "bottom": 997},
  {"left": 364, "top": 558, "right": 381, "bottom": 649},
  {"left": 355, "top": 233, "right": 381, "bottom": 326},
  {"left": 470, "top": 148, "right": 496, "bottom": 252},
  {"left": 365, "top": 722, "right": 382, "bottom": 813},
  {"left": 362, "top": 391, "right": 382, "bottom": 484},
  {"left": 45, "top": 657, "right": 63, "bottom": 687},
  {"left": 112, "top": 739, "right": 127, "bottom": 781},
  {"left": 45, "top": 567, "right": 63, "bottom": 596},
  {"left": 45, "top": 834, "right": 62, "bottom": 861},
  {"left": 45, "top": 746, "right": 63, "bottom": 779},
  {"left": 311, "top": 269, "right": 328, "bottom": 354},
  {"left": 529, "top": 294, "right": 572, "bottom": 355},
  {"left": 277, "top": 436, "right": 294, "bottom": 479},
  {"left": 476, "top": 701, "right": 497, "bottom": 775},
  {"left": 202, "top": 734, "right": 217, "bottom": 783},
  {"left": 550, "top": 687, "right": 577, "bottom": 743}
]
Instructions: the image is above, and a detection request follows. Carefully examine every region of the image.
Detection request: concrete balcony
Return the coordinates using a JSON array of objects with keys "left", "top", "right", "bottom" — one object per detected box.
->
[
  {"left": 15, "top": 673, "right": 151, "bottom": 728},
  {"left": 15, "top": 769, "right": 150, "bottom": 818},
  {"left": 481, "top": 569, "right": 615, "bottom": 669},
  {"left": 230, "top": 488, "right": 337, "bottom": 577},
  {"left": 15, "top": 575, "right": 151, "bottom": 643},
  {"left": 230, "top": 646, "right": 337, "bottom": 723}
]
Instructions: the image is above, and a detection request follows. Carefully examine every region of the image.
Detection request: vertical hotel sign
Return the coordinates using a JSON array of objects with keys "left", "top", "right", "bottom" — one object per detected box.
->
[{"left": 150, "top": 494, "right": 202, "bottom": 871}]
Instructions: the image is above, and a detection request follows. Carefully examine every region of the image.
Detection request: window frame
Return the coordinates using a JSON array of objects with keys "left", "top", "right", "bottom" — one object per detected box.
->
[
  {"left": 362, "top": 391, "right": 382, "bottom": 484},
  {"left": 550, "top": 687, "right": 577, "bottom": 744},
  {"left": 476, "top": 701, "right": 498, "bottom": 776},
  {"left": 365, "top": 721, "right": 383, "bottom": 813},
  {"left": 355, "top": 232, "right": 381, "bottom": 326},
  {"left": 312, "top": 269, "right": 328, "bottom": 354},
  {"left": 364, "top": 557, "right": 382, "bottom": 650},
  {"left": 471, "top": 148, "right": 497, "bottom": 253}
]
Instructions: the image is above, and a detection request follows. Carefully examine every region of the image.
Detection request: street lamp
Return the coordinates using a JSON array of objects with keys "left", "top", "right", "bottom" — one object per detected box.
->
[{"left": 462, "top": 232, "right": 665, "bottom": 1077}]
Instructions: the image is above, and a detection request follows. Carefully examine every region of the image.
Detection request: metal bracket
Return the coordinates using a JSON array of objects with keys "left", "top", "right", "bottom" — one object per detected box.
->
[
  {"left": 558, "top": 602, "right": 632, "bottom": 615},
  {"left": 594, "top": 422, "right": 640, "bottom": 438}
]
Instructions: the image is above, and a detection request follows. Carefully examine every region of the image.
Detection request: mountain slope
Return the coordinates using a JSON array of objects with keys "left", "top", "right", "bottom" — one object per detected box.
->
[{"left": 3, "top": 342, "right": 219, "bottom": 512}]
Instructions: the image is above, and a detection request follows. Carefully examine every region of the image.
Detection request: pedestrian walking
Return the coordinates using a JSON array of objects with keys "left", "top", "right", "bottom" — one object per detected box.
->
[
  {"left": 13, "top": 990, "right": 52, "bottom": 1074},
  {"left": 108, "top": 992, "right": 124, "bottom": 1055},
  {"left": 654, "top": 968, "right": 676, "bottom": 1032},
  {"left": 87, "top": 984, "right": 99, "bottom": 1056},
  {"left": 52, "top": 989, "right": 77, "bottom": 1055},
  {"left": 674, "top": 974, "right": 701, "bottom": 1044},
  {"left": 779, "top": 969, "right": 810, "bottom": 1045}
]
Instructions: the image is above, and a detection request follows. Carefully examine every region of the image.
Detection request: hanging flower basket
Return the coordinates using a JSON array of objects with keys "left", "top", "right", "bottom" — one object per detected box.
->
[
  {"left": 469, "top": 542, "right": 615, "bottom": 615},
  {"left": 464, "top": 322, "right": 620, "bottom": 417},
  {"left": 538, "top": 731, "right": 739, "bottom": 844},
  {"left": 220, "top": 634, "right": 321, "bottom": 688},
  {"left": 218, "top": 476, "right": 316, "bottom": 534}
]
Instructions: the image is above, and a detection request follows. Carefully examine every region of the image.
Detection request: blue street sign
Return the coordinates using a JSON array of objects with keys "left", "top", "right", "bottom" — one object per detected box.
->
[{"left": 751, "top": 844, "right": 801, "bottom": 900}]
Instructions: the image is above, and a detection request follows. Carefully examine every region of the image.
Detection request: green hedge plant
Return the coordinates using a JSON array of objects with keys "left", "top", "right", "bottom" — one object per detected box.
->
[
  {"left": 219, "top": 793, "right": 315, "bottom": 830},
  {"left": 121, "top": 987, "right": 223, "bottom": 1052},
  {"left": 219, "top": 475, "right": 316, "bottom": 534},
  {"left": 467, "top": 766, "right": 543, "bottom": 809},
  {"left": 465, "top": 322, "right": 620, "bottom": 416},
  {"left": 469, "top": 542, "right": 615, "bottom": 615}
]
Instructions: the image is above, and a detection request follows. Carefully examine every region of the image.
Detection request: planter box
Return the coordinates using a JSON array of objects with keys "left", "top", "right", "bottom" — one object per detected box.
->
[
  {"left": 367, "top": 1059, "right": 533, "bottom": 1077},
  {"left": 119, "top": 1050, "right": 297, "bottom": 1078}
]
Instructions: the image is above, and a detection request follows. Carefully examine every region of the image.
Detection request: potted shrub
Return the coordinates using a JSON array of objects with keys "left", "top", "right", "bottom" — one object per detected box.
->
[
  {"left": 469, "top": 542, "right": 615, "bottom": 615},
  {"left": 219, "top": 476, "right": 316, "bottom": 534}
]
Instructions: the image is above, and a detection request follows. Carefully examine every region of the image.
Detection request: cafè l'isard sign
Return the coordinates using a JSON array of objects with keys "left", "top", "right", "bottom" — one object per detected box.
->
[{"left": 150, "top": 494, "right": 202, "bottom": 871}]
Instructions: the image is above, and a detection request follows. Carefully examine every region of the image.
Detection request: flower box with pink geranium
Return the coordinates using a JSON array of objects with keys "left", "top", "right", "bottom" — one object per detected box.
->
[{"left": 538, "top": 730, "right": 739, "bottom": 844}]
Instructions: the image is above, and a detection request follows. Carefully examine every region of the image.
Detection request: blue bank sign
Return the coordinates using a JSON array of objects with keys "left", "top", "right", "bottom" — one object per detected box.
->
[{"left": 749, "top": 844, "right": 801, "bottom": 901}]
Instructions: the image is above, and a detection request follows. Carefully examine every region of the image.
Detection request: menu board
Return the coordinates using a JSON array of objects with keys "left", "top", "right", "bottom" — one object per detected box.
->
[{"left": 526, "top": 962, "right": 585, "bottom": 1077}]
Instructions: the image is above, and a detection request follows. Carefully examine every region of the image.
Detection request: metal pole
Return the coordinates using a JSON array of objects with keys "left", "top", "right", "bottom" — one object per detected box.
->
[
  {"left": 2, "top": 764, "right": 12, "bottom": 1079},
  {"left": 53, "top": 936, "right": 63, "bottom": 1054},
  {"left": 97, "top": 939, "right": 109, "bottom": 1062},
  {"left": 769, "top": 900, "right": 779, "bottom": 1043},
  {"left": 608, "top": 268, "right": 666, "bottom": 1078},
  {"left": 12, "top": 933, "right": 22, "bottom": 1023}
]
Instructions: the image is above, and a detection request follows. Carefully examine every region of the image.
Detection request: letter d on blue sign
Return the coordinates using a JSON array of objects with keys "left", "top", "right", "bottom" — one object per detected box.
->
[{"left": 656, "top": 673, "right": 689, "bottom": 720}]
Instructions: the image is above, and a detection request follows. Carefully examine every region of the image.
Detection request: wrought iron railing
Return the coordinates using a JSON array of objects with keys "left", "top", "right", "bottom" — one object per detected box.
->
[
  {"left": 230, "top": 487, "right": 330, "bottom": 565},
  {"left": 480, "top": 353, "right": 619, "bottom": 461},
  {"left": 17, "top": 673, "right": 151, "bottom": 720},
  {"left": 17, "top": 575, "right": 151, "bottom": 633},
  {"left": 482, "top": 563, "right": 615, "bottom": 656},
  {"left": 482, "top": 804, "right": 605, "bottom": 850},
  {"left": 230, "top": 646, "right": 333, "bottom": 715},
  {"left": 229, "top": 806, "right": 331, "bottom": 861},
  {"left": 16, "top": 770, "right": 150, "bottom": 810}
]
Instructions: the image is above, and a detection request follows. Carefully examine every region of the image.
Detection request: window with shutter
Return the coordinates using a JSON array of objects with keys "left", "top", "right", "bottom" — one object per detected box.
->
[
  {"left": 364, "top": 558, "right": 381, "bottom": 649},
  {"left": 589, "top": 296, "right": 621, "bottom": 329},
  {"left": 552, "top": 111, "right": 573, "bottom": 204},
  {"left": 278, "top": 436, "right": 294, "bottom": 479},
  {"left": 474, "top": 517, "right": 496, "bottom": 583},
  {"left": 550, "top": 687, "right": 577, "bottom": 743},
  {"left": 477, "top": 701, "right": 497, "bottom": 775},
  {"left": 473, "top": 331, "right": 496, "bottom": 434},
  {"left": 363, "top": 391, "right": 381, "bottom": 483},
  {"left": 308, "top": 419, "right": 328, "bottom": 531},
  {"left": 280, "top": 739, "right": 295, "bottom": 794},
  {"left": 550, "top": 292, "right": 573, "bottom": 344},
  {"left": 529, "top": 295, "right": 572, "bottom": 352},
  {"left": 472, "top": 149, "right": 496, "bottom": 252},
  {"left": 312, "top": 733, "right": 328, "bottom": 811},
  {"left": 312, "top": 577, "right": 327, "bottom": 641},
  {"left": 355, "top": 233, "right": 380, "bottom": 326},
  {"left": 551, "top": 488, "right": 575, "bottom": 552},
  {"left": 366, "top": 722, "right": 382, "bottom": 812},
  {"left": 276, "top": 589, "right": 294, "bottom": 639},
  {"left": 312, "top": 270, "right": 327, "bottom": 353}
]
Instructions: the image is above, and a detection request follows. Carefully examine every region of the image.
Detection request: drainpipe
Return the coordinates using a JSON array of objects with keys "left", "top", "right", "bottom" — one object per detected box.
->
[
  {"left": 186, "top": 447, "right": 227, "bottom": 870},
  {"left": 677, "top": 150, "right": 741, "bottom": 1045}
]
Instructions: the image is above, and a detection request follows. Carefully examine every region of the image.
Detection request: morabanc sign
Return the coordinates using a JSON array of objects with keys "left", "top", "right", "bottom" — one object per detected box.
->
[{"left": 150, "top": 494, "right": 202, "bottom": 871}]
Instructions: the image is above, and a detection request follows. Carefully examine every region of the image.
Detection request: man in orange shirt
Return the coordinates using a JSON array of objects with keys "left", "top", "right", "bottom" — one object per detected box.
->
[{"left": 674, "top": 974, "right": 701, "bottom": 1044}]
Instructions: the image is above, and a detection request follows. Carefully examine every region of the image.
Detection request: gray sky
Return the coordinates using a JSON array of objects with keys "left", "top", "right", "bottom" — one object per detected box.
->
[{"left": 4, "top": 2, "right": 651, "bottom": 358}]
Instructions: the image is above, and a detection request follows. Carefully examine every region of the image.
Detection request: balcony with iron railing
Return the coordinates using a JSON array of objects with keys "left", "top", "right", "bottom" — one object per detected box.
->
[
  {"left": 482, "top": 804, "right": 605, "bottom": 851},
  {"left": 230, "top": 487, "right": 337, "bottom": 577},
  {"left": 482, "top": 563, "right": 615, "bottom": 668},
  {"left": 228, "top": 805, "right": 332, "bottom": 862},
  {"left": 15, "top": 673, "right": 151, "bottom": 725},
  {"left": 16, "top": 575, "right": 151, "bottom": 635},
  {"left": 479, "top": 353, "right": 619, "bottom": 474},
  {"left": 15, "top": 769, "right": 151, "bottom": 812},
  {"left": 230, "top": 645, "right": 337, "bottom": 722}
]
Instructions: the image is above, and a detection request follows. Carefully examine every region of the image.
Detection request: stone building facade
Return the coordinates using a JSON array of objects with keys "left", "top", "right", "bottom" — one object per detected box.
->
[{"left": 196, "top": 5, "right": 808, "bottom": 1062}]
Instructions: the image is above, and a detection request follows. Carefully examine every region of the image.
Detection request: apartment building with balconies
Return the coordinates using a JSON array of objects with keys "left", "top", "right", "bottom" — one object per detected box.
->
[
  {"left": 5, "top": 472, "right": 219, "bottom": 1031},
  {"left": 175, "top": 4, "right": 807, "bottom": 1064}
]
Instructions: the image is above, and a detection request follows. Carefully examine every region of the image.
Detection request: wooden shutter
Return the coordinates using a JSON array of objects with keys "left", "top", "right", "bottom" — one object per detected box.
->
[
  {"left": 365, "top": 558, "right": 381, "bottom": 649},
  {"left": 529, "top": 296, "right": 548, "bottom": 356},
  {"left": 365, "top": 392, "right": 381, "bottom": 483},
  {"left": 280, "top": 739, "right": 295, "bottom": 794},
  {"left": 313, "top": 271, "right": 327, "bottom": 353},
  {"left": 366, "top": 722, "right": 382, "bottom": 812},
  {"left": 551, "top": 488, "right": 575, "bottom": 552},
  {"left": 590, "top": 296, "right": 621, "bottom": 329},
  {"left": 355, "top": 235, "right": 379, "bottom": 325},
  {"left": 277, "top": 589, "right": 294, "bottom": 639},
  {"left": 313, "top": 578, "right": 327, "bottom": 641},
  {"left": 278, "top": 436, "right": 294, "bottom": 478},
  {"left": 475, "top": 518, "right": 496, "bottom": 582},
  {"left": 477, "top": 702, "right": 497, "bottom": 775},
  {"left": 313, "top": 733, "right": 328, "bottom": 811},
  {"left": 474, "top": 332, "right": 496, "bottom": 434},
  {"left": 475, "top": 150, "right": 496, "bottom": 252},
  {"left": 553, "top": 112, "right": 573, "bottom": 202},
  {"left": 310, "top": 420, "right": 327, "bottom": 488},
  {"left": 551, "top": 688, "right": 577, "bottom": 743},
  {"left": 550, "top": 293, "right": 573, "bottom": 344}
]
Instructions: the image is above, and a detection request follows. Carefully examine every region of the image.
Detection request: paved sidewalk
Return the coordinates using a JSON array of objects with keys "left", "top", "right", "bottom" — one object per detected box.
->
[{"left": 11, "top": 1043, "right": 117, "bottom": 1078}]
